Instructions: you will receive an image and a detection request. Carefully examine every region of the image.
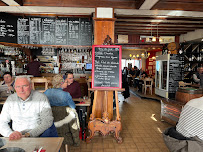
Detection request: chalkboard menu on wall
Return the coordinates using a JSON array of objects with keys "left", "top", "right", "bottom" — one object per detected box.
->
[
  {"left": 29, "top": 17, "right": 42, "bottom": 44},
  {"left": 41, "top": 17, "right": 55, "bottom": 44},
  {"left": 55, "top": 18, "right": 68, "bottom": 45},
  {"left": 80, "top": 18, "right": 92, "bottom": 46},
  {"left": 92, "top": 45, "right": 122, "bottom": 89},
  {"left": 0, "top": 13, "right": 17, "bottom": 43},
  {"left": 17, "top": 18, "right": 29, "bottom": 44},
  {"left": 168, "top": 54, "right": 184, "bottom": 99},
  {"left": 0, "top": 13, "right": 92, "bottom": 46}
]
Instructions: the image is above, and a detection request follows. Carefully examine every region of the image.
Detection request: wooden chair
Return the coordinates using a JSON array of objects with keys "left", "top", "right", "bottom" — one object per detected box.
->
[
  {"left": 86, "top": 78, "right": 92, "bottom": 99},
  {"left": 31, "top": 77, "right": 48, "bottom": 92},
  {"left": 142, "top": 78, "right": 153, "bottom": 95}
]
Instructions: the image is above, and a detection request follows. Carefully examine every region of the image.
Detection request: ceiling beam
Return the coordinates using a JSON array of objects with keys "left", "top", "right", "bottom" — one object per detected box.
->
[
  {"left": 139, "top": 0, "right": 159, "bottom": 10},
  {"left": 115, "top": 9, "right": 203, "bottom": 17},
  {"left": 1, "top": 0, "right": 20, "bottom": 6},
  {"left": 116, "top": 19, "right": 203, "bottom": 24},
  {"left": 0, "top": 6, "right": 95, "bottom": 15}
]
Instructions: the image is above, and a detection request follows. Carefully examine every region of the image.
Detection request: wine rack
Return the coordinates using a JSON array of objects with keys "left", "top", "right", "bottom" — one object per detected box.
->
[{"left": 181, "top": 42, "right": 203, "bottom": 82}]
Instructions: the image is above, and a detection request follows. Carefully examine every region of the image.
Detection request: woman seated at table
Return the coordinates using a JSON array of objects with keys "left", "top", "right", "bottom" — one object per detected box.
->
[
  {"left": 0, "top": 72, "right": 14, "bottom": 97},
  {"left": 44, "top": 74, "right": 76, "bottom": 109}
]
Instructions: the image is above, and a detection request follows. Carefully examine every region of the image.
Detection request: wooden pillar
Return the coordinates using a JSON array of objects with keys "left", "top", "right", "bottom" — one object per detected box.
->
[
  {"left": 94, "top": 18, "right": 116, "bottom": 45},
  {"left": 86, "top": 8, "right": 122, "bottom": 143},
  {"left": 92, "top": 9, "right": 116, "bottom": 120}
]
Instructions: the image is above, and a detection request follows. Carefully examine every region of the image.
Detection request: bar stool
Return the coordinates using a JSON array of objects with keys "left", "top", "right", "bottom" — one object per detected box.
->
[{"left": 142, "top": 78, "right": 153, "bottom": 95}]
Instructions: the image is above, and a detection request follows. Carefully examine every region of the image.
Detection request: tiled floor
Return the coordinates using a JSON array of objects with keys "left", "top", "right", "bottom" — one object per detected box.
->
[{"left": 62, "top": 89, "right": 172, "bottom": 152}]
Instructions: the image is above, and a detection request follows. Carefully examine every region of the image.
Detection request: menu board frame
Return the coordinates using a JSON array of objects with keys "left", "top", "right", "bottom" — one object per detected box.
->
[{"left": 92, "top": 45, "right": 122, "bottom": 89}]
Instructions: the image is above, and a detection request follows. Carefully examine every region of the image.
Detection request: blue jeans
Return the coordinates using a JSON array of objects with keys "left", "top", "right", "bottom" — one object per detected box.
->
[
  {"left": 44, "top": 88, "right": 76, "bottom": 109},
  {"left": 40, "top": 123, "right": 58, "bottom": 137}
]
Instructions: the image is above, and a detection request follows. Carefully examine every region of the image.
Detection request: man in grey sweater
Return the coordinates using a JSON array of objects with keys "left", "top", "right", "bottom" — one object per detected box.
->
[{"left": 0, "top": 75, "right": 54, "bottom": 140}]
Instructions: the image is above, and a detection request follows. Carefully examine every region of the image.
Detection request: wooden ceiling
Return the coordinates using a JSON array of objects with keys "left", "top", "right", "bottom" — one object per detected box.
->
[{"left": 1, "top": 0, "right": 203, "bottom": 36}]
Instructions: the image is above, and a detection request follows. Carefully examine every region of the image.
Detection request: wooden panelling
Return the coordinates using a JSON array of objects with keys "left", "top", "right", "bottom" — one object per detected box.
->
[
  {"left": 23, "top": 0, "right": 137, "bottom": 9},
  {"left": 94, "top": 18, "right": 115, "bottom": 45},
  {"left": 152, "top": 0, "right": 203, "bottom": 11},
  {"left": 14, "top": 0, "right": 23, "bottom": 6},
  {"left": 115, "top": 15, "right": 203, "bottom": 36},
  {"left": 0, "top": 1, "right": 7, "bottom": 6}
]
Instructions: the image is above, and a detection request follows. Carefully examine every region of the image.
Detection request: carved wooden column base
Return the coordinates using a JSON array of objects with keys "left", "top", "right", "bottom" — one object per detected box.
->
[{"left": 86, "top": 113, "right": 122, "bottom": 144}]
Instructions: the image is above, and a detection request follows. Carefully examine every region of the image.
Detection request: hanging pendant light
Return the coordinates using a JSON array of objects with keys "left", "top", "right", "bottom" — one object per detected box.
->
[{"left": 152, "top": 25, "right": 156, "bottom": 42}]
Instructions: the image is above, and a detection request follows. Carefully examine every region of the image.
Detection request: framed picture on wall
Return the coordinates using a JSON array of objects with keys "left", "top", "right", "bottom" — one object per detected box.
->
[
  {"left": 149, "top": 70, "right": 152, "bottom": 75},
  {"left": 148, "top": 66, "right": 152, "bottom": 70},
  {"left": 149, "top": 58, "right": 153, "bottom": 61},
  {"left": 149, "top": 62, "right": 153, "bottom": 65}
]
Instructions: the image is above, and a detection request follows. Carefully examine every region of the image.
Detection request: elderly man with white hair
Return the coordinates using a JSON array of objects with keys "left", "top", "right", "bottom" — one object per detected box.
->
[{"left": 0, "top": 75, "right": 55, "bottom": 140}]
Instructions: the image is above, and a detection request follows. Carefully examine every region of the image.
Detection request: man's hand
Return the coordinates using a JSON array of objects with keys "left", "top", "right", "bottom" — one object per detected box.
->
[{"left": 9, "top": 131, "right": 22, "bottom": 140}]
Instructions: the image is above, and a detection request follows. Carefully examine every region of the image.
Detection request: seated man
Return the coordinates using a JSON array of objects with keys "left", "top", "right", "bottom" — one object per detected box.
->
[
  {"left": 176, "top": 96, "right": 203, "bottom": 140},
  {"left": 163, "top": 96, "right": 203, "bottom": 152},
  {"left": 61, "top": 71, "right": 82, "bottom": 98},
  {"left": 0, "top": 72, "right": 14, "bottom": 97},
  {"left": 44, "top": 74, "right": 76, "bottom": 109},
  {"left": 0, "top": 75, "right": 54, "bottom": 140}
]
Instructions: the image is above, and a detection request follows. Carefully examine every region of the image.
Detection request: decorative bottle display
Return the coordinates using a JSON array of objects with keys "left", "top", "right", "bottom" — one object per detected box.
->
[
  {"left": 181, "top": 42, "right": 203, "bottom": 82},
  {"left": 59, "top": 47, "right": 92, "bottom": 74}
]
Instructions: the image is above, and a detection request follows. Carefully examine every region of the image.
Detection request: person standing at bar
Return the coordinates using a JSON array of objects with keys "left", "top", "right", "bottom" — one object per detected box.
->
[
  {"left": 193, "top": 66, "right": 203, "bottom": 85},
  {"left": 25, "top": 55, "right": 45, "bottom": 77}
]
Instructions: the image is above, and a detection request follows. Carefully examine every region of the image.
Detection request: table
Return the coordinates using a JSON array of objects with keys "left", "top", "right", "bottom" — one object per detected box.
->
[{"left": 0, "top": 137, "right": 64, "bottom": 152}]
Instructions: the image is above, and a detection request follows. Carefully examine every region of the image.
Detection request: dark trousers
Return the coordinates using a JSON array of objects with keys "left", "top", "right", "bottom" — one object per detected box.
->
[{"left": 40, "top": 123, "right": 58, "bottom": 137}]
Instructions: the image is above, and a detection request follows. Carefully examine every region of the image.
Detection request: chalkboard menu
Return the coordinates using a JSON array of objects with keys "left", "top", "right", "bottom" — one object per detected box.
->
[
  {"left": 17, "top": 18, "right": 29, "bottom": 44},
  {"left": 168, "top": 54, "right": 184, "bottom": 99},
  {"left": 29, "top": 17, "right": 42, "bottom": 44},
  {"left": 80, "top": 18, "right": 92, "bottom": 46},
  {"left": 0, "top": 13, "right": 92, "bottom": 46},
  {"left": 41, "top": 17, "right": 55, "bottom": 44},
  {"left": 68, "top": 18, "right": 80, "bottom": 45},
  {"left": 55, "top": 18, "right": 68, "bottom": 45},
  {"left": 92, "top": 45, "right": 122, "bottom": 89},
  {"left": 0, "top": 13, "right": 17, "bottom": 43}
]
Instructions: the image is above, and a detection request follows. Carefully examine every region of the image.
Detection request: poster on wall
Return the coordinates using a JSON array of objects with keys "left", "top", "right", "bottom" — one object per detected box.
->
[{"left": 149, "top": 58, "right": 153, "bottom": 61}]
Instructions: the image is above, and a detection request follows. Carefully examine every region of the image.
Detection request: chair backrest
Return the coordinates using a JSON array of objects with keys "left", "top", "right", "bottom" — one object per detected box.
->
[
  {"left": 31, "top": 77, "right": 48, "bottom": 92},
  {"left": 86, "top": 78, "right": 92, "bottom": 99},
  {"left": 144, "top": 78, "right": 153, "bottom": 86}
]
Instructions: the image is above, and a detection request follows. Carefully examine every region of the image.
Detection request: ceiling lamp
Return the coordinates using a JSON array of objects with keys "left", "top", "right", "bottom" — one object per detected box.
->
[
  {"left": 159, "top": 37, "right": 163, "bottom": 42},
  {"left": 152, "top": 56, "right": 156, "bottom": 60},
  {"left": 152, "top": 37, "right": 156, "bottom": 42},
  {"left": 141, "top": 51, "right": 150, "bottom": 59}
]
